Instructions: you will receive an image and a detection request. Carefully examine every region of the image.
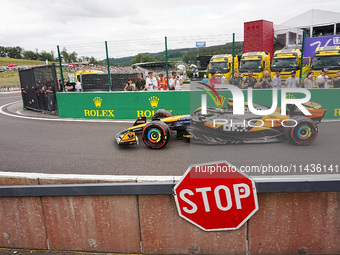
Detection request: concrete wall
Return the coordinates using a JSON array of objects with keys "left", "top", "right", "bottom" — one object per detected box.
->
[{"left": 0, "top": 173, "right": 339, "bottom": 254}]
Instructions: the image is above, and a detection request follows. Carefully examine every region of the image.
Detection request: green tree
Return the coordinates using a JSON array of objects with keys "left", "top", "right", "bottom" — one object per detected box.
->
[
  {"left": 183, "top": 42, "right": 244, "bottom": 63},
  {"left": 89, "top": 56, "right": 99, "bottom": 65},
  {"left": 61, "top": 47, "right": 69, "bottom": 63},
  {"left": 0, "top": 46, "right": 7, "bottom": 57},
  {"left": 186, "top": 69, "right": 193, "bottom": 78},
  {"left": 23, "top": 50, "right": 39, "bottom": 60},
  {"left": 69, "top": 51, "right": 78, "bottom": 63},
  {"left": 132, "top": 54, "right": 156, "bottom": 64},
  {"left": 39, "top": 51, "right": 54, "bottom": 61},
  {"left": 6, "top": 46, "right": 23, "bottom": 59}
]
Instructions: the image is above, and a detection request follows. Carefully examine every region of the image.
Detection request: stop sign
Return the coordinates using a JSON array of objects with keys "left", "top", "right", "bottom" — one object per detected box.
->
[{"left": 174, "top": 161, "right": 258, "bottom": 231}]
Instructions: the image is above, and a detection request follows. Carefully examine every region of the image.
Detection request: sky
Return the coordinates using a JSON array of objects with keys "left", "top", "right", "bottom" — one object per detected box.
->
[{"left": 1, "top": 0, "right": 340, "bottom": 60}]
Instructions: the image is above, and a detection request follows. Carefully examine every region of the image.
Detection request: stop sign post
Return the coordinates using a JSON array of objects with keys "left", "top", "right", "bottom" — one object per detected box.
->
[{"left": 174, "top": 161, "right": 258, "bottom": 231}]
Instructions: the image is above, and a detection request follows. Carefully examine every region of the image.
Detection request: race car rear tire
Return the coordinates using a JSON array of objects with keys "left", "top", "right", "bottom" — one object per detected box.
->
[
  {"left": 283, "top": 116, "right": 318, "bottom": 146},
  {"left": 142, "top": 121, "right": 171, "bottom": 149},
  {"left": 152, "top": 109, "right": 172, "bottom": 120}
]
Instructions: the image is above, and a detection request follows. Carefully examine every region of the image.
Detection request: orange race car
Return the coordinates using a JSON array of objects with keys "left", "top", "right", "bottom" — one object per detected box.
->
[{"left": 115, "top": 99, "right": 326, "bottom": 149}]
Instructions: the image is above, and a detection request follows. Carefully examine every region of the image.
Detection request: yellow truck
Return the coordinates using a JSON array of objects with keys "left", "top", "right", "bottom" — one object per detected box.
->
[
  {"left": 312, "top": 46, "right": 340, "bottom": 88},
  {"left": 271, "top": 49, "right": 311, "bottom": 84},
  {"left": 208, "top": 54, "right": 238, "bottom": 81},
  {"left": 239, "top": 51, "right": 271, "bottom": 79},
  {"left": 75, "top": 70, "right": 104, "bottom": 83}
]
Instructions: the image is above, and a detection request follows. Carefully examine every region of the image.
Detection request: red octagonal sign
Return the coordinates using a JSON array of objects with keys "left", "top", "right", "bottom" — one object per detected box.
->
[{"left": 174, "top": 161, "right": 258, "bottom": 231}]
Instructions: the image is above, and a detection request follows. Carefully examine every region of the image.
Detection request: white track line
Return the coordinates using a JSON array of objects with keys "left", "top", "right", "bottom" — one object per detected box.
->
[
  {"left": 321, "top": 119, "right": 340, "bottom": 122},
  {"left": 0, "top": 101, "right": 134, "bottom": 123},
  {"left": 1, "top": 100, "right": 339, "bottom": 124},
  {"left": 0, "top": 91, "right": 21, "bottom": 95},
  {"left": 0, "top": 171, "right": 180, "bottom": 183},
  {"left": 0, "top": 96, "right": 21, "bottom": 100},
  {"left": 0, "top": 171, "right": 339, "bottom": 183}
]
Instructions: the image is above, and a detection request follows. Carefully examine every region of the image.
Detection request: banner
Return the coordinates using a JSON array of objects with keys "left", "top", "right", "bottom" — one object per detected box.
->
[
  {"left": 305, "top": 35, "right": 340, "bottom": 59},
  {"left": 196, "top": 41, "right": 206, "bottom": 48},
  {"left": 56, "top": 89, "right": 340, "bottom": 120},
  {"left": 57, "top": 91, "right": 191, "bottom": 119}
]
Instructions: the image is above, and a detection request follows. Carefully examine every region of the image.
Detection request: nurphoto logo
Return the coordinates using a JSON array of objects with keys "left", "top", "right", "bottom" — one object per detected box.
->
[{"left": 201, "top": 86, "right": 312, "bottom": 116}]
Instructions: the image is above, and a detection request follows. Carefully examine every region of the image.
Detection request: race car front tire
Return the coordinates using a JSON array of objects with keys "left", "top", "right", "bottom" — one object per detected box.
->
[
  {"left": 142, "top": 121, "right": 171, "bottom": 149},
  {"left": 283, "top": 116, "right": 318, "bottom": 146}
]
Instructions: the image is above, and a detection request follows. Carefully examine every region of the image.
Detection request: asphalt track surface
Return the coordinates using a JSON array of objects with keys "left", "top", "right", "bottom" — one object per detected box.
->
[{"left": 0, "top": 92, "right": 339, "bottom": 176}]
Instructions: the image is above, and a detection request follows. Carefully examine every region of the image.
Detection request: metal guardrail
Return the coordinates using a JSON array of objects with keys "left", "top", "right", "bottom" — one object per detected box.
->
[
  {"left": 0, "top": 182, "right": 174, "bottom": 197},
  {"left": 0, "top": 177, "right": 340, "bottom": 197}
]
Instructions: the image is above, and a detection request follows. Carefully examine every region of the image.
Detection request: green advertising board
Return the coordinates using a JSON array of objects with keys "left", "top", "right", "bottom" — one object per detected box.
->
[
  {"left": 56, "top": 89, "right": 340, "bottom": 120},
  {"left": 56, "top": 91, "right": 191, "bottom": 120}
]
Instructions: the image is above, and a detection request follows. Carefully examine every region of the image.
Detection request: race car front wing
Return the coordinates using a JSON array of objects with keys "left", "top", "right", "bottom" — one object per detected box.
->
[{"left": 115, "top": 130, "right": 138, "bottom": 146}]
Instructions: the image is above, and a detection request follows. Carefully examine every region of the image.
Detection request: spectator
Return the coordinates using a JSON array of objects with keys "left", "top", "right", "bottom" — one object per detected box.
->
[
  {"left": 64, "top": 79, "right": 75, "bottom": 92},
  {"left": 272, "top": 69, "right": 281, "bottom": 88},
  {"left": 220, "top": 74, "right": 227, "bottom": 85},
  {"left": 202, "top": 74, "right": 209, "bottom": 84},
  {"left": 124, "top": 77, "right": 137, "bottom": 91},
  {"left": 158, "top": 74, "right": 167, "bottom": 90},
  {"left": 316, "top": 69, "right": 330, "bottom": 88},
  {"left": 169, "top": 72, "right": 183, "bottom": 90},
  {"left": 243, "top": 71, "right": 257, "bottom": 89},
  {"left": 57, "top": 79, "right": 63, "bottom": 92},
  {"left": 209, "top": 72, "right": 220, "bottom": 87},
  {"left": 145, "top": 71, "right": 158, "bottom": 91},
  {"left": 257, "top": 70, "right": 272, "bottom": 89},
  {"left": 303, "top": 71, "right": 316, "bottom": 88},
  {"left": 35, "top": 81, "right": 44, "bottom": 110},
  {"left": 45, "top": 80, "right": 56, "bottom": 111},
  {"left": 285, "top": 70, "right": 300, "bottom": 88},
  {"left": 40, "top": 81, "right": 47, "bottom": 110},
  {"left": 332, "top": 71, "right": 340, "bottom": 88},
  {"left": 135, "top": 74, "right": 146, "bottom": 91},
  {"left": 75, "top": 78, "right": 82, "bottom": 92},
  {"left": 229, "top": 72, "right": 242, "bottom": 88}
]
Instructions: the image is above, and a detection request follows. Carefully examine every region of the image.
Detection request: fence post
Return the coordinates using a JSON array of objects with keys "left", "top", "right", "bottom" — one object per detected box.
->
[
  {"left": 165, "top": 36, "right": 169, "bottom": 89},
  {"left": 232, "top": 33, "right": 235, "bottom": 85},
  {"left": 105, "top": 41, "right": 112, "bottom": 92},
  {"left": 57, "top": 45, "right": 65, "bottom": 92},
  {"left": 299, "top": 31, "right": 306, "bottom": 87}
]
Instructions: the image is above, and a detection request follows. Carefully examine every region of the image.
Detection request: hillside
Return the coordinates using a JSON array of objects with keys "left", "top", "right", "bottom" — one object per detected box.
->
[
  {"left": 0, "top": 57, "right": 47, "bottom": 67},
  {"left": 109, "top": 42, "right": 244, "bottom": 66},
  {"left": 0, "top": 58, "right": 59, "bottom": 87}
]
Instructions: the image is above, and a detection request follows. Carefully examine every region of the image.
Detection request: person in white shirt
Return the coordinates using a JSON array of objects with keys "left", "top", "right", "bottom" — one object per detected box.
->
[
  {"left": 75, "top": 78, "right": 82, "bottom": 92},
  {"left": 285, "top": 70, "right": 300, "bottom": 88},
  {"left": 145, "top": 71, "right": 158, "bottom": 91},
  {"left": 169, "top": 72, "right": 183, "bottom": 90},
  {"left": 303, "top": 71, "right": 317, "bottom": 88},
  {"left": 272, "top": 69, "right": 282, "bottom": 88},
  {"left": 220, "top": 74, "right": 227, "bottom": 84},
  {"left": 316, "top": 69, "right": 330, "bottom": 88}
]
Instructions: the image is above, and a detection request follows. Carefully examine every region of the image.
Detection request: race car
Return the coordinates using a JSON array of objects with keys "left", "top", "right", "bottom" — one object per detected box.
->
[{"left": 115, "top": 99, "right": 326, "bottom": 149}]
